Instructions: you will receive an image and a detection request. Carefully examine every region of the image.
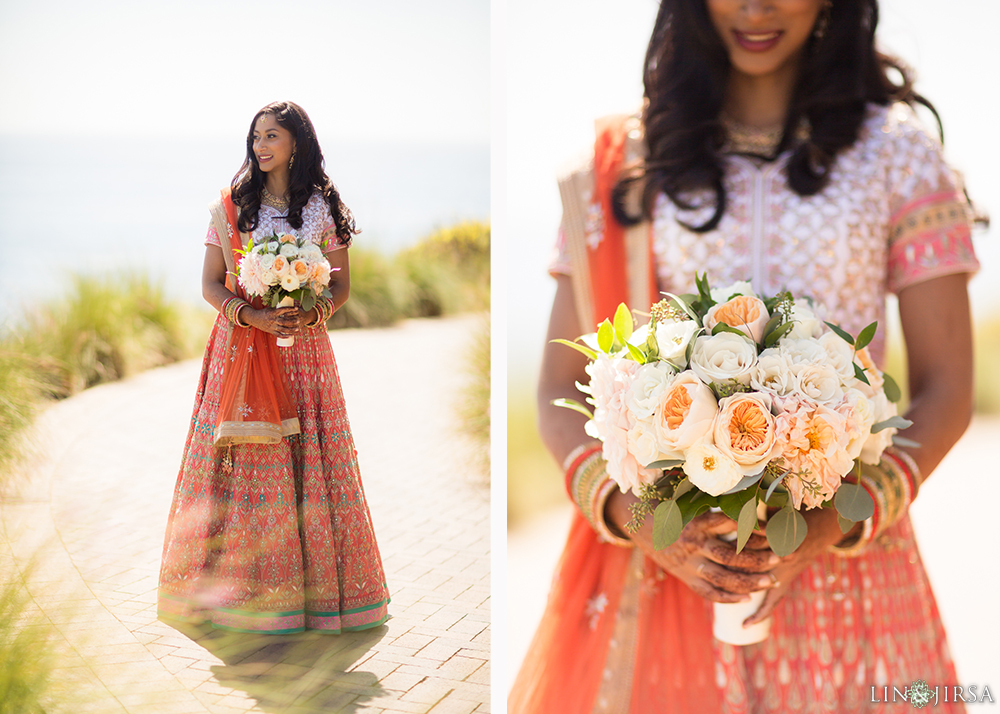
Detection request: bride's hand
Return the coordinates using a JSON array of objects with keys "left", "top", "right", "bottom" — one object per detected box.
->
[
  {"left": 243, "top": 306, "right": 302, "bottom": 338},
  {"left": 605, "top": 489, "right": 780, "bottom": 604},
  {"left": 743, "top": 506, "right": 852, "bottom": 626}
]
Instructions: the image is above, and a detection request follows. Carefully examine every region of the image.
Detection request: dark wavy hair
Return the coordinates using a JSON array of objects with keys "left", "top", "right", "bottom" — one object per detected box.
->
[
  {"left": 231, "top": 101, "right": 358, "bottom": 245},
  {"left": 614, "top": 0, "right": 942, "bottom": 232}
]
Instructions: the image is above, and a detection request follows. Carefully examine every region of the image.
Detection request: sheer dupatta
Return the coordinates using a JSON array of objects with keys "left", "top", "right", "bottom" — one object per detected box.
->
[
  {"left": 209, "top": 189, "right": 300, "bottom": 446},
  {"left": 509, "top": 117, "right": 720, "bottom": 714}
]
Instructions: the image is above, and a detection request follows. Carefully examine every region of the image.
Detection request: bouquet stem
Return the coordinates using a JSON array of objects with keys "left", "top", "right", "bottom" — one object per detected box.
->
[
  {"left": 277, "top": 296, "right": 295, "bottom": 347},
  {"left": 712, "top": 503, "right": 771, "bottom": 645}
]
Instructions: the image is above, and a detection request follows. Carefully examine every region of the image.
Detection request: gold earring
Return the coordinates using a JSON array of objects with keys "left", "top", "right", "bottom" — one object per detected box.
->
[{"left": 289, "top": 153, "right": 295, "bottom": 169}]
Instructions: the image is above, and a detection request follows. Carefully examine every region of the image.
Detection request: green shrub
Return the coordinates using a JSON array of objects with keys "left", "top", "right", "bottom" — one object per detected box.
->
[
  {"left": 327, "top": 248, "right": 410, "bottom": 329},
  {"left": 395, "top": 221, "right": 490, "bottom": 318},
  {"left": 0, "top": 350, "right": 43, "bottom": 480},
  {"left": 0, "top": 564, "right": 57, "bottom": 714},
  {"left": 457, "top": 315, "right": 491, "bottom": 476}
]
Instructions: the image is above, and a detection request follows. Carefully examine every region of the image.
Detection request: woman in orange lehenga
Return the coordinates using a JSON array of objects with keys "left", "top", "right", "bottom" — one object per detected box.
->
[
  {"left": 510, "top": 1, "right": 979, "bottom": 712},
  {"left": 157, "top": 101, "right": 389, "bottom": 634}
]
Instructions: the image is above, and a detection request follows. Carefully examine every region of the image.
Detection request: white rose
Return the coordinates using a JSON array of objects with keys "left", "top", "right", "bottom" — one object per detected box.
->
[
  {"left": 653, "top": 319, "right": 700, "bottom": 367},
  {"left": 796, "top": 364, "right": 844, "bottom": 404},
  {"left": 860, "top": 392, "right": 897, "bottom": 464},
  {"left": 785, "top": 301, "right": 825, "bottom": 340},
  {"left": 779, "top": 338, "right": 828, "bottom": 371},
  {"left": 280, "top": 273, "right": 300, "bottom": 292},
  {"left": 749, "top": 348, "right": 798, "bottom": 396},
  {"left": 279, "top": 243, "right": 299, "bottom": 259},
  {"left": 818, "top": 331, "right": 857, "bottom": 383},
  {"left": 267, "top": 241, "right": 280, "bottom": 253},
  {"left": 301, "top": 243, "right": 324, "bottom": 261},
  {"left": 710, "top": 280, "right": 755, "bottom": 304},
  {"left": 683, "top": 440, "right": 744, "bottom": 497},
  {"left": 625, "top": 362, "right": 674, "bottom": 420},
  {"left": 689, "top": 333, "right": 757, "bottom": 386},
  {"left": 627, "top": 419, "right": 662, "bottom": 470}
]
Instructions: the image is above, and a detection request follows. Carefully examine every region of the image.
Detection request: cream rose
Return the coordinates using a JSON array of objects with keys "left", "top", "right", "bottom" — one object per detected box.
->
[
  {"left": 713, "top": 392, "right": 778, "bottom": 475},
  {"left": 683, "top": 440, "right": 744, "bottom": 496},
  {"left": 749, "top": 348, "right": 798, "bottom": 396},
  {"left": 300, "top": 243, "right": 324, "bottom": 261},
  {"left": 779, "top": 338, "right": 828, "bottom": 371},
  {"left": 279, "top": 243, "right": 299, "bottom": 259},
  {"left": 785, "top": 301, "right": 824, "bottom": 340},
  {"left": 627, "top": 419, "right": 662, "bottom": 471},
  {"left": 704, "top": 295, "right": 770, "bottom": 343},
  {"left": 655, "top": 319, "right": 700, "bottom": 367},
  {"left": 796, "top": 364, "right": 844, "bottom": 404},
  {"left": 710, "top": 280, "right": 755, "bottom": 304},
  {"left": 267, "top": 241, "right": 280, "bottom": 253},
  {"left": 818, "top": 331, "right": 857, "bottom": 383},
  {"left": 280, "top": 273, "right": 300, "bottom": 291},
  {"left": 652, "top": 371, "right": 718, "bottom": 459},
  {"left": 625, "top": 362, "right": 674, "bottom": 420},
  {"left": 689, "top": 333, "right": 757, "bottom": 386},
  {"left": 838, "top": 388, "right": 876, "bottom": 460}
]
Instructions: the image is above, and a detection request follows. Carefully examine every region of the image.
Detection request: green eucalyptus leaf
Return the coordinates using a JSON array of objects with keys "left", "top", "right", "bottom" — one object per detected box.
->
[
  {"left": 763, "top": 321, "right": 794, "bottom": 348},
  {"left": 735, "top": 497, "right": 759, "bottom": 554},
  {"left": 672, "top": 478, "right": 694, "bottom": 500},
  {"left": 614, "top": 303, "right": 634, "bottom": 342},
  {"left": 834, "top": 482, "right": 875, "bottom": 522},
  {"left": 855, "top": 321, "right": 878, "bottom": 351},
  {"left": 301, "top": 292, "right": 316, "bottom": 313},
  {"left": 653, "top": 499, "right": 683, "bottom": 550},
  {"left": 766, "top": 506, "right": 808, "bottom": 557},
  {"left": 720, "top": 471, "right": 765, "bottom": 496},
  {"left": 551, "top": 398, "right": 594, "bottom": 420},
  {"left": 550, "top": 338, "right": 599, "bottom": 361},
  {"left": 871, "top": 416, "right": 913, "bottom": 433},
  {"left": 711, "top": 322, "right": 748, "bottom": 337},
  {"left": 661, "top": 292, "right": 700, "bottom": 322},
  {"left": 853, "top": 362, "right": 871, "bottom": 386},
  {"left": 764, "top": 472, "right": 787, "bottom": 504},
  {"left": 762, "top": 313, "right": 783, "bottom": 340},
  {"left": 824, "top": 321, "right": 855, "bottom": 345},
  {"left": 597, "top": 320, "right": 614, "bottom": 353},
  {"left": 719, "top": 487, "right": 756, "bottom": 522},
  {"left": 892, "top": 435, "right": 922, "bottom": 449},
  {"left": 676, "top": 490, "right": 716, "bottom": 526},
  {"left": 882, "top": 372, "right": 902, "bottom": 403},
  {"left": 645, "top": 459, "right": 684, "bottom": 470},
  {"left": 838, "top": 513, "right": 856, "bottom": 535}
]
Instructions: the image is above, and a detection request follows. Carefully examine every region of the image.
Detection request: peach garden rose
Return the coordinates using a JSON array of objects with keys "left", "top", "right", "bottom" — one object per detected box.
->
[{"left": 713, "top": 392, "right": 778, "bottom": 476}]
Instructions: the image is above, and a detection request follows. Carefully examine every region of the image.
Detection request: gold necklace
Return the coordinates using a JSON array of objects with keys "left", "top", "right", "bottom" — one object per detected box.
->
[
  {"left": 261, "top": 186, "right": 289, "bottom": 211},
  {"left": 720, "top": 113, "right": 811, "bottom": 156}
]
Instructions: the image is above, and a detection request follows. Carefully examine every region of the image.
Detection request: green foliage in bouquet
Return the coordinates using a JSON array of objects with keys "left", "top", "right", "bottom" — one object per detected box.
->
[{"left": 554, "top": 273, "right": 912, "bottom": 557}]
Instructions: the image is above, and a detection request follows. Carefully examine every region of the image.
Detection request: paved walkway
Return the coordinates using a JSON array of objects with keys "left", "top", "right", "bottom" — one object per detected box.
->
[{"left": 1, "top": 315, "right": 490, "bottom": 714}]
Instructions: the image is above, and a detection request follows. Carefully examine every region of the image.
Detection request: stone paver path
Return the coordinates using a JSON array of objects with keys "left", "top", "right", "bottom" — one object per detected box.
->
[{"left": 1, "top": 315, "right": 489, "bottom": 714}]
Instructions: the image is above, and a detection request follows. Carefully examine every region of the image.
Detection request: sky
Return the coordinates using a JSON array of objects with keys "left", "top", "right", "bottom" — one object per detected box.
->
[
  {"left": 505, "top": 0, "right": 1000, "bottom": 379},
  {"left": 0, "top": 0, "right": 489, "bottom": 145}
]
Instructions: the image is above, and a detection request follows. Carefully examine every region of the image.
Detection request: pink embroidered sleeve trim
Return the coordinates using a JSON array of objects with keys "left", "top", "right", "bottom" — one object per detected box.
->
[
  {"left": 205, "top": 224, "right": 222, "bottom": 248},
  {"left": 887, "top": 220, "right": 979, "bottom": 294}
]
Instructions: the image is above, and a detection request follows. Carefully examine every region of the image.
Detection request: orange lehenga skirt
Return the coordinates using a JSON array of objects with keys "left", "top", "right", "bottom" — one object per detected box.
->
[
  {"left": 509, "top": 511, "right": 964, "bottom": 713},
  {"left": 157, "top": 317, "right": 389, "bottom": 634}
]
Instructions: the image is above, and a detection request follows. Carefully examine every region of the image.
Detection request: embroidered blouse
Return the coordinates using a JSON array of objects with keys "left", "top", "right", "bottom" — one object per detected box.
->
[
  {"left": 205, "top": 192, "right": 347, "bottom": 250},
  {"left": 551, "top": 103, "right": 980, "bottom": 361}
]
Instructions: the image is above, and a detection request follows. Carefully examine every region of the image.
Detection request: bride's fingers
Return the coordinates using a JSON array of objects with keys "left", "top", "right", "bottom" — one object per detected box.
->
[
  {"left": 743, "top": 580, "right": 787, "bottom": 626},
  {"left": 698, "top": 560, "right": 777, "bottom": 595}
]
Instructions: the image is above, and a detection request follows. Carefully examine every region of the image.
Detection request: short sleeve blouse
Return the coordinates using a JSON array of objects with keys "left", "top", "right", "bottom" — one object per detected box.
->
[
  {"left": 550, "top": 103, "right": 979, "bottom": 358},
  {"left": 205, "top": 192, "right": 348, "bottom": 250}
]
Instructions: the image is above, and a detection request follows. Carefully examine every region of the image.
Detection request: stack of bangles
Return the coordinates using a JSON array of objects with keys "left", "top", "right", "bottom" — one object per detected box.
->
[
  {"left": 306, "top": 296, "right": 335, "bottom": 327},
  {"left": 562, "top": 442, "right": 921, "bottom": 556},
  {"left": 221, "top": 296, "right": 251, "bottom": 328},
  {"left": 220, "top": 295, "right": 335, "bottom": 329},
  {"left": 563, "top": 443, "right": 633, "bottom": 548},
  {"left": 830, "top": 446, "right": 922, "bottom": 557}
]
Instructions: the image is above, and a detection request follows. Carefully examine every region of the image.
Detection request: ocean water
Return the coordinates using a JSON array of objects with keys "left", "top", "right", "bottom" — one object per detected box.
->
[{"left": 0, "top": 135, "right": 489, "bottom": 324}]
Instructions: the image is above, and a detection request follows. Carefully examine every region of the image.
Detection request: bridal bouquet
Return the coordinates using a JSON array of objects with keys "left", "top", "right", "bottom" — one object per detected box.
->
[
  {"left": 555, "top": 274, "right": 911, "bottom": 559},
  {"left": 235, "top": 232, "right": 336, "bottom": 346}
]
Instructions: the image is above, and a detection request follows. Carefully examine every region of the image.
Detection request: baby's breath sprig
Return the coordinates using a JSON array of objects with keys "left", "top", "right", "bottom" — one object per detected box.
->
[
  {"left": 773, "top": 291, "right": 794, "bottom": 322},
  {"left": 650, "top": 299, "right": 690, "bottom": 325},
  {"left": 713, "top": 381, "right": 753, "bottom": 400}
]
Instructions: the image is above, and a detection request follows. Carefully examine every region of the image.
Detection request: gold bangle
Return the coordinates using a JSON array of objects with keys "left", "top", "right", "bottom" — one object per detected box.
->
[{"left": 569, "top": 452, "right": 633, "bottom": 548}]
